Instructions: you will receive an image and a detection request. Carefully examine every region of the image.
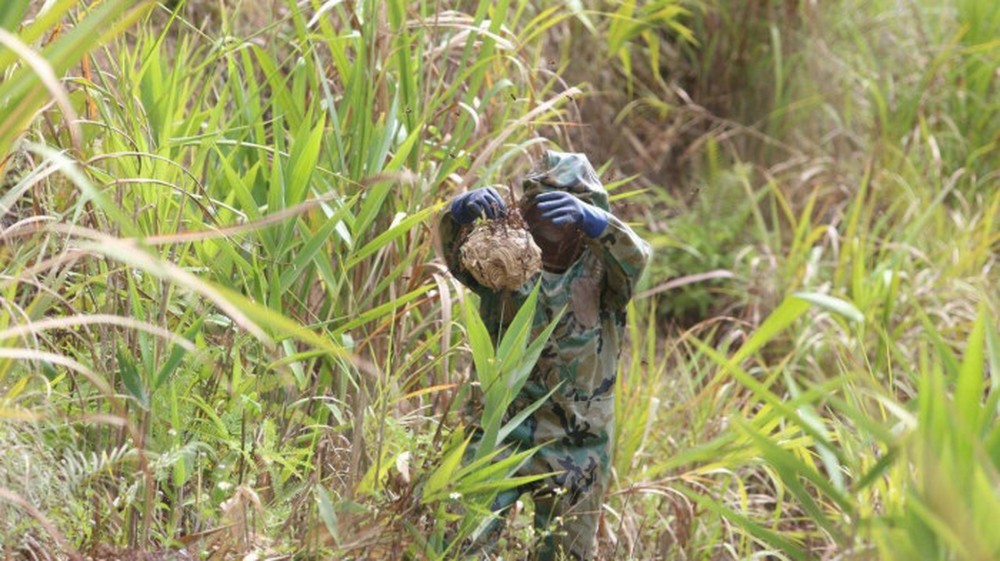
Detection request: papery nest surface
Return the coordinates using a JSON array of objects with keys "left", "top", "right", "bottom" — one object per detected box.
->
[{"left": 460, "top": 209, "right": 542, "bottom": 291}]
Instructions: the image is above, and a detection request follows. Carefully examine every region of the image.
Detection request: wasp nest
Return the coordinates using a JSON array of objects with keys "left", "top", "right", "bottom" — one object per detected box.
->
[{"left": 460, "top": 209, "right": 542, "bottom": 291}]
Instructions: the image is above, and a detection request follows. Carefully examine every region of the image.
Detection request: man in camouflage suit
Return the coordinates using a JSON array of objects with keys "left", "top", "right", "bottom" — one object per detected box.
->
[{"left": 440, "top": 151, "right": 651, "bottom": 560}]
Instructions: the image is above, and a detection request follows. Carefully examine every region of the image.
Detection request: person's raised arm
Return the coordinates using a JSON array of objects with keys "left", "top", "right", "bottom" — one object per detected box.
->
[{"left": 533, "top": 190, "right": 650, "bottom": 309}]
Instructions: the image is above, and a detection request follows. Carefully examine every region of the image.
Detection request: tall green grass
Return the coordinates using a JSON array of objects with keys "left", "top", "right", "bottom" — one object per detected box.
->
[
  {"left": 1, "top": 0, "right": 588, "bottom": 556},
  {"left": 1, "top": 0, "right": 997, "bottom": 559},
  {"left": 593, "top": 1, "right": 999, "bottom": 559}
]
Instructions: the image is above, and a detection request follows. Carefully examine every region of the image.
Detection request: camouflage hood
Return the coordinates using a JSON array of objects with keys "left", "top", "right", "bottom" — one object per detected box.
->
[{"left": 521, "top": 150, "right": 610, "bottom": 212}]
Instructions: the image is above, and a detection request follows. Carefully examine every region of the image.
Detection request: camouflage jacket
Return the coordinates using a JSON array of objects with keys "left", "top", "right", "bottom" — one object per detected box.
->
[{"left": 440, "top": 152, "right": 651, "bottom": 473}]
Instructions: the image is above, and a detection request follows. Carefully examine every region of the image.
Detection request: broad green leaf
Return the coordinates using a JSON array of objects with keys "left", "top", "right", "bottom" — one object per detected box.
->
[
  {"left": 330, "top": 285, "right": 431, "bottom": 336},
  {"left": 464, "top": 299, "right": 496, "bottom": 389},
  {"left": 117, "top": 346, "right": 148, "bottom": 410},
  {"left": 677, "top": 486, "right": 808, "bottom": 561},
  {"left": 267, "top": 147, "right": 285, "bottom": 215},
  {"left": 954, "top": 305, "right": 987, "bottom": 430},
  {"left": 736, "top": 418, "right": 854, "bottom": 529},
  {"left": 503, "top": 305, "right": 564, "bottom": 394},
  {"left": 286, "top": 114, "right": 326, "bottom": 207},
  {"left": 730, "top": 295, "right": 810, "bottom": 365},
  {"left": 153, "top": 316, "right": 204, "bottom": 391},
  {"left": 352, "top": 181, "right": 394, "bottom": 242},
  {"left": 793, "top": 291, "right": 865, "bottom": 324},
  {"left": 0, "top": 1, "right": 152, "bottom": 156},
  {"left": 218, "top": 155, "right": 263, "bottom": 219},
  {"left": 496, "top": 282, "right": 540, "bottom": 367},
  {"left": 691, "top": 337, "right": 846, "bottom": 465},
  {"left": 497, "top": 386, "right": 559, "bottom": 443},
  {"left": 315, "top": 486, "right": 340, "bottom": 544},
  {"left": 0, "top": 0, "right": 29, "bottom": 32},
  {"left": 452, "top": 444, "right": 524, "bottom": 484},
  {"left": 279, "top": 194, "right": 357, "bottom": 292},
  {"left": 345, "top": 203, "right": 442, "bottom": 269},
  {"left": 385, "top": 121, "right": 422, "bottom": 172},
  {"left": 423, "top": 436, "right": 470, "bottom": 502},
  {"left": 0, "top": 0, "right": 76, "bottom": 69}
]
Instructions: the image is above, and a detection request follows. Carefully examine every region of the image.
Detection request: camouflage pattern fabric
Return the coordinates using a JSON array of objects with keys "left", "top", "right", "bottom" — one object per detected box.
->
[{"left": 440, "top": 151, "right": 651, "bottom": 560}]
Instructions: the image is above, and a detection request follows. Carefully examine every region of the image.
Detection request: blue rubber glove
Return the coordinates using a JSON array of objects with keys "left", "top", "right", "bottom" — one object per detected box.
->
[
  {"left": 534, "top": 191, "right": 608, "bottom": 238},
  {"left": 450, "top": 187, "right": 507, "bottom": 224}
]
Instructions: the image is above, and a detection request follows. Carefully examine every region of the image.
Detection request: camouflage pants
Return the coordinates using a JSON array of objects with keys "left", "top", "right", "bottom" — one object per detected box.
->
[{"left": 469, "top": 393, "right": 614, "bottom": 560}]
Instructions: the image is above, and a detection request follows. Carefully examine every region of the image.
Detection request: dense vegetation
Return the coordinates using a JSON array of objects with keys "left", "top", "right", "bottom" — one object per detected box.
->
[{"left": 1, "top": 0, "right": 997, "bottom": 559}]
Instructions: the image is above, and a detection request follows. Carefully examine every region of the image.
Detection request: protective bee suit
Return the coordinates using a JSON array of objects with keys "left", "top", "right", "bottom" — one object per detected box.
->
[{"left": 439, "top": 151, "right": 651, "bottom": 560}]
